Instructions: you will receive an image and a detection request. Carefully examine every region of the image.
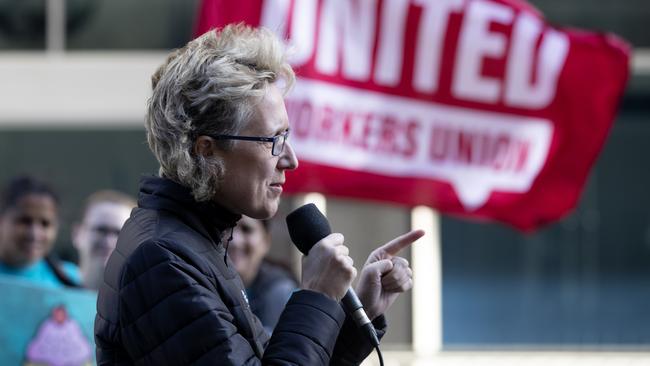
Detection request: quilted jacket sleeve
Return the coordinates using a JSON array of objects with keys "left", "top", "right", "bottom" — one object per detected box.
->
[
  {"left": 117, "top": 241, "right": 347, "bottom": 365},
  {"left": 331, "top": 314, "right": 387, "bottom": 365}
]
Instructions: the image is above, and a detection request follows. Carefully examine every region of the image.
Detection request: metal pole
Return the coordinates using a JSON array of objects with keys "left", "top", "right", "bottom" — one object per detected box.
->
[
  {"left": 46, "top": 0, "right": 66, "bottom": 53},
  {"left": 411, "top": 206, "right": 442, "bottom": 363}
]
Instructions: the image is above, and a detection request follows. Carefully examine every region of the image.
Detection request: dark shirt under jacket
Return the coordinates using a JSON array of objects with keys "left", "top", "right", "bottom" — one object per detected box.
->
[
  {"left": 94, "top": 176, "right": 385, "bottom": 365},
  {"left": 247, "top": 261, "right": 298, "bottom": 334}
]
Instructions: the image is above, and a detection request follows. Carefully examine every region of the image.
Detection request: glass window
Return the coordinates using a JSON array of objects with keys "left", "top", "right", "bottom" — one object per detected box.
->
[
  {"left": 0, "top": 0, "right": 46, "bottom": 50},
  {"left": 66, "top": 0, "right": 199, "bottom": 50},
  {"left": 529, "top": 0, "right": 650, "bottom": 47}
]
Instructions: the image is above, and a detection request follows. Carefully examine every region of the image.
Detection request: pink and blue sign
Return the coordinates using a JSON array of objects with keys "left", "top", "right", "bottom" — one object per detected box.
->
[{"left": 0, "top": 276, "right": 96, "bottom": 366}]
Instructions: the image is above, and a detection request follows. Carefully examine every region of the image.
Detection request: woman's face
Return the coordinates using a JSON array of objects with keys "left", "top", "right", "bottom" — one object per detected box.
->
[
  {"left": 213, "top": 84, "right": 299, "bottom": 219},
  {"left": 0, "top": 194, "right": 59, "bottom": 267}
]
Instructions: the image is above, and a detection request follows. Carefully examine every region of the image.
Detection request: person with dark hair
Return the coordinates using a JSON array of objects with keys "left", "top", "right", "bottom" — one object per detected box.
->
[
  {"left": 0, "top": 176, "right": 80, "bottom": 288},
  {"left": 229, "top": 215, "right": 298, "bottom": 334},
  {"left": 72, "top": 190, "right": 136, "bottom": 290}
]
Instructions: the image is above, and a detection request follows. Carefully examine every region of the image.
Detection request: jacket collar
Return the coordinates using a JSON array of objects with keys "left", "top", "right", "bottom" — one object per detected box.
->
[{"left": 137, "top": 175, "right": 241, "bottom": 244}]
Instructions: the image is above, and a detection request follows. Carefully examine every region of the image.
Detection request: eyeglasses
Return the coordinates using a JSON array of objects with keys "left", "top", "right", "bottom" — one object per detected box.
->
[{"left": 208, "top": 130, "right": 289, "bottom": 156}]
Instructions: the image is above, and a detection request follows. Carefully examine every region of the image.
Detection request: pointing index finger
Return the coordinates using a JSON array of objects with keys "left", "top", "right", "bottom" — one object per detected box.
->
[{"left": 379, "top": 229, "right": 425, "bottom": 256}]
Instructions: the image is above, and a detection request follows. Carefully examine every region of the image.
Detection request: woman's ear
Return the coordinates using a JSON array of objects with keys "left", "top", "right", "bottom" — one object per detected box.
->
[{"left": 194, "top": 136, "right": 216, "bottom": 158}]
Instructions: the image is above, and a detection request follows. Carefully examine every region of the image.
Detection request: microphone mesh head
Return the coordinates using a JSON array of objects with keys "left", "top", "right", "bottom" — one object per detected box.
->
[{"left": 286, "top": 203, "right": 332, "bottom": 255}]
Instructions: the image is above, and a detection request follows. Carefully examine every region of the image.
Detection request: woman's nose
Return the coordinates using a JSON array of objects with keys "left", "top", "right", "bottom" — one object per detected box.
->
[{"left": 278, "top": 141, "right": 299, "bottom": 170}]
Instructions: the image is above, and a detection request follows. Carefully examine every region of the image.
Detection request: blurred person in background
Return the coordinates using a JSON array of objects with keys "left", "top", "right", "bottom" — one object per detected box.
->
[
  {"left": 0, "top": 176, "right": 80, "bottom": 288},
  {"left": 72, "top": 190, "right": 135, "bottom": 290},
  {"left": 229, "top": 215, "right": 298, "bottom": 334}
]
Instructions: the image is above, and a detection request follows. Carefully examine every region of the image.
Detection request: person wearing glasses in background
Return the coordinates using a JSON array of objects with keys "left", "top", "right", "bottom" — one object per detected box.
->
[
  {"left": 95, "top": 24, "right": 423, "bottom": 365},
  {"left": 72, "top": 190, "right": 135, "bottom": 290}
]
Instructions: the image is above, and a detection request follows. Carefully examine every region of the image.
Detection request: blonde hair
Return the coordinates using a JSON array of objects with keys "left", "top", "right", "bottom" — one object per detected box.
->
[
  {"left": 80, "top": 190, "right": 136, "bottom": 220},
  {"left": 145, "top": 23, "right": 295, "bottom": 201}
]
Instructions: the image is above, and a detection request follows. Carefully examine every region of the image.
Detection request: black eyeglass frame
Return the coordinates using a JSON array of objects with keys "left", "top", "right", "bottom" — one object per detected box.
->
[{"left": 206, "top": 130, "right": 289, "bottom": 156}]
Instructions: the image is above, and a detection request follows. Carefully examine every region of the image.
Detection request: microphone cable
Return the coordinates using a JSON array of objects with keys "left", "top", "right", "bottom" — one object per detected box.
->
[{"left": 375, "top": 345, "right": 385, "bottom": 366}]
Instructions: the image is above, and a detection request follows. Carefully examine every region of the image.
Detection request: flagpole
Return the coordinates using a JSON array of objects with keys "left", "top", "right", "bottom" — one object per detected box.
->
[
  {"left": 46, "top": 0, "right": 66, "bottom": 54},
  {"left": 411, "top": 206, "right": 442, "bottom": 363}
]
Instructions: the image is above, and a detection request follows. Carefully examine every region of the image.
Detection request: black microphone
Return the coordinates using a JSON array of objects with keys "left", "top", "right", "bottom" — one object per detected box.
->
[{"left": 286, "top": 203, "right": 380, "bottom": 347}]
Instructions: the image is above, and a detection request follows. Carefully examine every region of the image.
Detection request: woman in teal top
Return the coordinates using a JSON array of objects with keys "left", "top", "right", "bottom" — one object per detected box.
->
[{"left": 0, "top": 176, "right": 80, "bottom": 288}]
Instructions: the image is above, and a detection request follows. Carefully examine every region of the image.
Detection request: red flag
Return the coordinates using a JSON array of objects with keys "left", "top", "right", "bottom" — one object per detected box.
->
[{"left": 195, "top": 0, "right": 630, "bottom": 231}]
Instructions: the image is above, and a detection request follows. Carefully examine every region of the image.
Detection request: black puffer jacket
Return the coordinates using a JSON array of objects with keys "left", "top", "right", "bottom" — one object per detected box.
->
[{"left": 95, "top": 176, "right": 385, "bottom": 365}]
